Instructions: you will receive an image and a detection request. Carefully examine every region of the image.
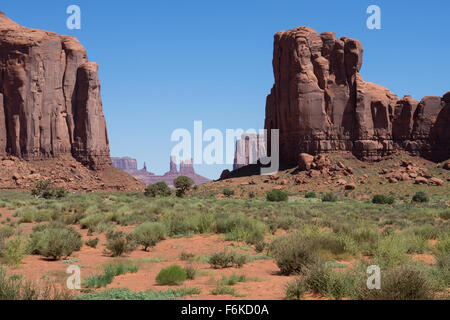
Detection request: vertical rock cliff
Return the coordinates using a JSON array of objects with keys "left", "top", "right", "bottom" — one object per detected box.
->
[
  {"left": 0, "top": 11, "right": 110, "bottom": 169},
  {"left": 264, "top": 26, "right": 449, "bottom": 164}
]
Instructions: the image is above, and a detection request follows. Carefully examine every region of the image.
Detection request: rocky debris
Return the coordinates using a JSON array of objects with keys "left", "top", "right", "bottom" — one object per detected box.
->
[
  {"left": 0, "top": 11, "right": 110, "bottom": 170},
  {"left": 429, "top": 177, "right": 444, "bottom": 186},
  {"left": 415, "top": 177, "right": 428, "bottom": 185},
  {"left": 264, "top": 26, "right": 449, "bottom": 164},
  {"left": 376, "top": 159, "right": 447, "bottom": 186},
  {"left": 0, "top": 155, "right": 143, "bottom": 191},
  {"left": 234, "top": 134, "right": 267, "bottom": 170},
  {"left": 298, "top": 153, "right": 315, "bottom": 171}
]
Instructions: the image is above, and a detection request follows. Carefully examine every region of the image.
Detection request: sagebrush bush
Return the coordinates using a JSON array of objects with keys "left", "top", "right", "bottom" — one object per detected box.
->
[
  {"left": 269, "top": 228, "right": 355, "bottom": 275},
  {"left": 268, "top": 233, "right": 321, "bottom": 275},
  {"left": 266, "top": 190, "right": 288, "bottom": 202},
  {"left": 359, "top": 266, "right": 434, "bottom": 300},
  {"left": 284, "top": 278, "right": 307, "bottom": 300},
  {"left": 304, "top": 263, "right": 360, "bottom": 300},
  {"left": 144, "top": 182, "right": 172, "bottom": 198},
  {"left": 222, "top": 188, "right": 235, "bottom": 198},
  {"left": 0, "top": 268, "right": 72, "bottom": 300},
  {"left": 85, "top": 238, "right": 99, "bottom": 249},
  {"left": 184, "top": 264, "right": 197, "bottom": 280},
  {"left": 412, "top": 191, "right": 429, "bottom": 203},
  {"left": 30, "top": 224, "right": 82, "bottom": 260},
  {"left": 209, "top": 251, "right": 247, "bottom": 269},
  {"left": 105, "top": 230, "right": 137, "bottom": 257},
  {"left": 132, "top": 222, "right": 166, "bottom": 251},
  {"left": 156, "top": 265, "right": 187, "bottom": 285},
  {"left": 372, "top": 194, "right": 395, "bottom": 205},
  {"left": 322, "top": 193, "right": 338, "bottom": 202}
]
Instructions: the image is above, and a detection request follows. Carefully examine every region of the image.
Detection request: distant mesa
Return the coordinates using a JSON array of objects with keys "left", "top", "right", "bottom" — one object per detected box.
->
[{"left": 112, "top": 156, "right": 210, "bottom": 187}]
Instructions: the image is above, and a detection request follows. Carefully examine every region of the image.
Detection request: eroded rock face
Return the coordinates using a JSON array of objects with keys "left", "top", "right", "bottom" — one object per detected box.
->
[
  {"left": 265, "top": 26, "right": 449, "bottom": 164},
  {"left": 0, "top": 11, "right": 110, "bottom": 169}
]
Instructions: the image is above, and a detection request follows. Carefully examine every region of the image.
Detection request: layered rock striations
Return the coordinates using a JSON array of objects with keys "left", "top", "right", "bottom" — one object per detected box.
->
[
  {"left": 264, "top": 27, "right": 449, "bottom": 165},
  {"left": 0, "top": 11, "right": 110, "bottom": 169}
]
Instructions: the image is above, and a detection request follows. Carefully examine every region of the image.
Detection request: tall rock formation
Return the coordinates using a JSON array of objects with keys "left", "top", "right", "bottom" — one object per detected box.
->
[
  {"left": 0, "top": 11, "right": 110, "bottom": 169},
  {"left": 233, "top": 134, "right": 267, "bottom": 170},
  {"left": 180, "top": 159, "right": 195, "bottom": 175},
  {"left": 264, "top": 27, "right": 449, "bottom": 164}
]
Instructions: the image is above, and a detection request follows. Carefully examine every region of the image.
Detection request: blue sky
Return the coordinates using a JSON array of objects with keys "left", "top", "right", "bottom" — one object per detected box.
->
[{"left": 2, "top": 0, "right": 449, "bottom": 179}]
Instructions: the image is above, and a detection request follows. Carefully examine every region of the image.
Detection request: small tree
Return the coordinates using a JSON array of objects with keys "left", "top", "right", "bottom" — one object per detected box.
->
[
  {"left": 144, "top": 182, "right": 172, "bottom": 197},
  {"left": 174, "top": 176, "right": 194, "bottom": 198},
  {"left": 31, "top": 180, "right": 68, "bottom": 199}
]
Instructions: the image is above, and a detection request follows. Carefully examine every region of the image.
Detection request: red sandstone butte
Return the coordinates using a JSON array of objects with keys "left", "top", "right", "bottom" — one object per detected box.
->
[
  {"left": 0, "top": 11, "right": 110, "bottom": 170},
  {"left": 264, "top": 27, "right": 449, "bottom": 165}
]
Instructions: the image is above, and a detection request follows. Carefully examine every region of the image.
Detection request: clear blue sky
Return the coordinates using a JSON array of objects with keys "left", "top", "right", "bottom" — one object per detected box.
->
[{"left": 2, "top": 0, "right": 449, "bottom": 179}]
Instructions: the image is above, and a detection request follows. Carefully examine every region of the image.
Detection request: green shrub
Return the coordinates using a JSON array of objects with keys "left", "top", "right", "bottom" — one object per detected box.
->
[
  {"left": 284, "top": 278, "right": 307, "bottom": 300},
  {"left": 174, "top": 176, "right": 194, "bottom": 198},
  {"left": 156, "top": 265, "right": 187, "bottom": 285},
  {"left": 222, "top": 188, "right": 235, "bottom": 198},
  {"left": 266, "top": 190, "right": 288, "bottom": 202},
  {"left": 322, "top": 193, "right": 338, "bottom": 202},
  {"left": 211, "top": 284, "right": 242, "bottom": 297},
  {"left": 105, "top": 231, "right": 137, "bottom": 257},
  {"left": 209, "top": 251, "right": 247, "bottom": 269},
  {"left": 372, "top": 195, "right": 395, "bottom": 205},
  {"left": 268, "top": 233, "right": 321, "bottom": 275},
  {"left": 4, "top": 237, "right": 27, "bottom": 267},
  {"left": 144, "top": 182, "right": 172, "bottom": 198},
  {"left": 304, "top": 263, "right": 359, "bottom": 300},
  {"left": 219, "top": 273, "right": 247, "bottom": 286},
  {"left": 85, "top": 262, "right": 138, "bottom": 288},
  {"left": 132, "top": 222, "right": 166, "bottom": 251},
  {"left": 412, "top": 191, "right": 429, "bottom": 203},
  {"left": 31, "top": 180, "right": 68, "bottom": 199},
  {"left": 76, "top": 287, "right": 200, "bottom": 300},
  {"left": 305, "top": 192, "right": 317, "bottom": 199},
  {"left": 359, "top": 266, "right": 434, "bottom": 300},
  {"left": 180, "top": 251, "right": 195, "bottom": 261},
  {"left": 30, "top": 224, "right": 82, "bottom": 260},
  {"left": 373, "top": 235, "right": 406, "bottom": 268},
  {"left": 85, "top": 238, "right": 99, "bottom": 249}
]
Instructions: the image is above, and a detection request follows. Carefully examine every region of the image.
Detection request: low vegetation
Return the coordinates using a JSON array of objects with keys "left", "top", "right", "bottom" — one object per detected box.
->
[
  {"left": 156, "top": 265, "right": 187, "bottom": 285},
  {"left": 0, "top": 186, "right": 448, "bottom": 300}
]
